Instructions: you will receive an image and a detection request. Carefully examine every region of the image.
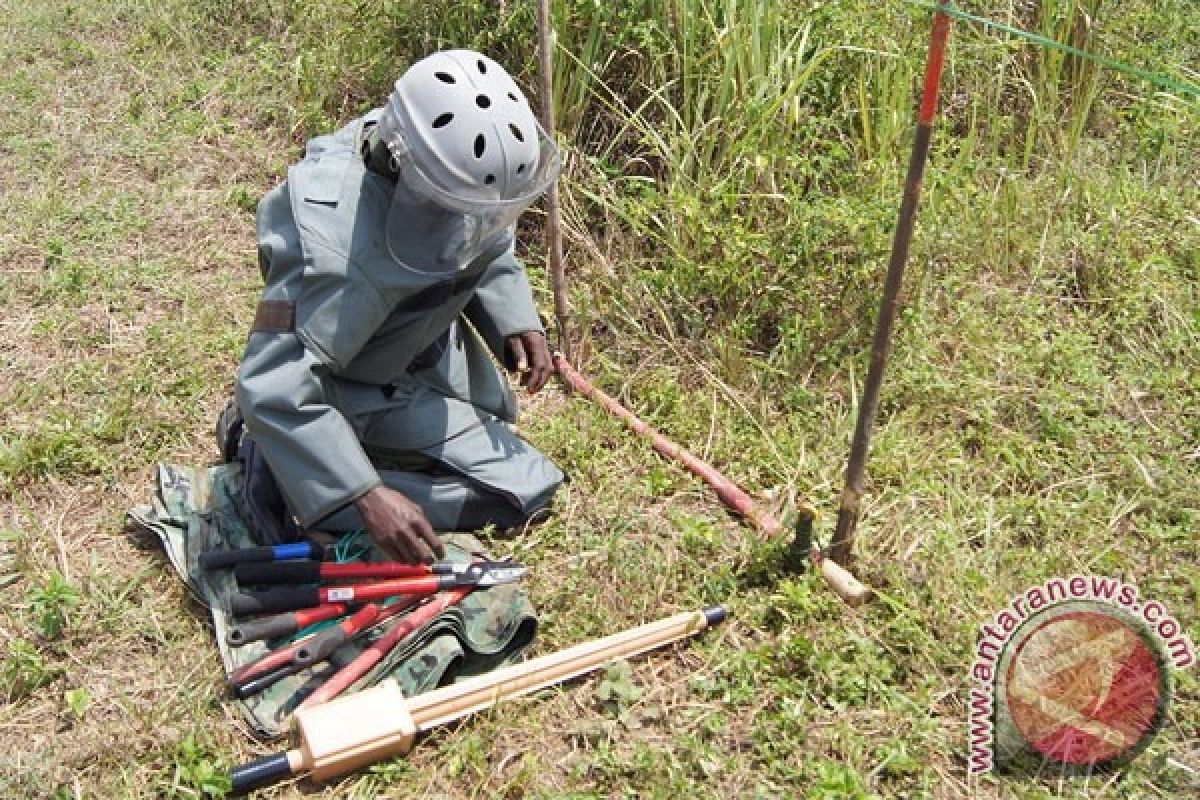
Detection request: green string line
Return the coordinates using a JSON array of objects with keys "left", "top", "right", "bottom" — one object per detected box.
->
[
  {"left": 286, "top": 530, "right": 373, "bottom": 643},
  {"left": 911, "top": 1, "right": 1200, "bottom": 99},
  {"left": 333, "top": 529, "right": 372, "bottom": 563}
]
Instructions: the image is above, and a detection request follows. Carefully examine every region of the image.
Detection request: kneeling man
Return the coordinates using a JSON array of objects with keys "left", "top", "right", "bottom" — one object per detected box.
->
[{"left": 230, "top": 50, "right": 563, "bottom": 564}]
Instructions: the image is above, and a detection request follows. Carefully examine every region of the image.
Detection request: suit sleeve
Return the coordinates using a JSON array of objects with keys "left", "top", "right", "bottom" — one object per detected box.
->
[
  {"left": 236, "top": 185, "right": 381, "bottom": 528},
  {"left": 463, "top": 241, "right": 545, "bottom": 365}
]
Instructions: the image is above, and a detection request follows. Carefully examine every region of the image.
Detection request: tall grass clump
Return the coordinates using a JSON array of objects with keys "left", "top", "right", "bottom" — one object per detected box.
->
[{"left": 153, "top": 0, "right": 1197, "bottom": 389}]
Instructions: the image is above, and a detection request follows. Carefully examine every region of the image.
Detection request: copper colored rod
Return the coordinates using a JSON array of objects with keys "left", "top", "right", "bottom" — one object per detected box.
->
[
  {"left": 555, "top": 356, "right": 782, "bottom": 534},
  {"left": 830, "top": 4, "right": 953, "bottom": 566},
  {"left": 554, "top": 355, "right": 868, "bottom": 604}
]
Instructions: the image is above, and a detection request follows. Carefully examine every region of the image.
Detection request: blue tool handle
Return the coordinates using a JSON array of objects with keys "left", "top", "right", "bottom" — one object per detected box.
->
[
  {"left": 230, "top": 751, "right": 294, "bottom": 795},
  {"left": 200, "top": 542, "right": 321, "bottom": 570}
]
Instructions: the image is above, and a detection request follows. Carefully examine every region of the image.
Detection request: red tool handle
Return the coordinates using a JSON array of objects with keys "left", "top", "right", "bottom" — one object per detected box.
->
[
  {"left": 234, "top": 560, "right": 432, "bottom": 585},
  {"left": 228, "top": 635, "right": 309, "bottom": 687},
  {"left": 321, "top": 562, "right": 431, "bottom": 580},
  {"left": 299, "top": 586, "right": 474, "bottom": 708},
  {"left": 317, "top": 575, "right": 446, "bottom": 605},
  {"left": 227, "top": 603, "right": 350, "bottom": 647},
  {"left": 229, "top": 604, "right": 382, "bottom": 688},
  {"left": 231, "top": 575, "right": 448, "bottom": 615}
]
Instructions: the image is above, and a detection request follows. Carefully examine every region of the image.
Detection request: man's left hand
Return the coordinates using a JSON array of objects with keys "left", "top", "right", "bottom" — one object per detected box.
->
[{"left": 504, "top": 331, "right": 553, "bottom": 394}]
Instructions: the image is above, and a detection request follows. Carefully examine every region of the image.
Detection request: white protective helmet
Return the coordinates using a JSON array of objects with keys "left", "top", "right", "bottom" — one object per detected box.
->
[{"left": 377, "top": 50, "right": 562, "bottom": 274}]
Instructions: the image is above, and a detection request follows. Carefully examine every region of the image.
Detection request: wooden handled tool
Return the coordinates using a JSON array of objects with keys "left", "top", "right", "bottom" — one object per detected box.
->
[
  {"left": 228, "top": 606, "right": 727, "bottom": 794},
  {"left": 553, "top": 355, "right": 869, "bottom": 604}
]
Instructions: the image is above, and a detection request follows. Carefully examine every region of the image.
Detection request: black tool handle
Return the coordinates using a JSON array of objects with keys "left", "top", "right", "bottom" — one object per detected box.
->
[
  {"left": 291, "top": 625, "right": 351, "bottom": 669},
  {"left": 229, "top": 587, "right": 320, "bottom": 616},
  {"left": 233, "top": 662, "right": 303, "bottom": 698},
  {"left": 230, "top": 751, "right": 294, "bottom": 795},
  {"left": 234, "top": 560, "right": 321, "bottom": 585},
  {"left": 200, "top": 541, "right": 322, "bottom": 570},
  {"left": 227, "top": 613, "right": 301, "bottom": 647}
]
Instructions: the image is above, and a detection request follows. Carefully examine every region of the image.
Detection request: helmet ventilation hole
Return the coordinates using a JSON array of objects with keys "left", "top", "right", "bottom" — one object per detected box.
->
[
  {"left": 476, "top": 94, "right": 491, "bottom": 109},
  {"left": 508, "top": 124, "right": 525, "bottom": 142},
  {"left": 507, "top": 92, "right": 519, "bottom": 102},
  {"left": 474, "top": 134, "right": 486, "bottom": 158},
  {"left": 484, "top": 174, "right": 495, "bottom": 185},
  {"left": 432, "top": 112, "right": 454, "bottom": 128},
  {"left": 435, "top": 72, "right": 456, "bottom": 84},
  {"left": 477, "top": 59, "right": 488, "bottom": 74},
  {"left": 516, "top": 163, "right": 525, "bottom": 174}
]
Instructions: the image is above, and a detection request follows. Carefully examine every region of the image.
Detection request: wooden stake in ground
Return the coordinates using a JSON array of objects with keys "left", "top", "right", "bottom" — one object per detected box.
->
[
  {"left": 829, "top": 3, "right": 954, "bottom": 567},
  {"left": 536, "top": 0, "right": 572, "bottom": 360}
]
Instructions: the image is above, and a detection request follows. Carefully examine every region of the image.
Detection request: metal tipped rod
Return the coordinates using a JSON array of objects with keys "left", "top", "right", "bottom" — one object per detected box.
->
[
  {"left": 554, "top": 355, "right": 869, "bottom": 605},
  {"left": 830, "top": 3, "right": 953, "bottom": 566},
  {"left": 228, "top": 607, "right": 727, "bottom": 795}
]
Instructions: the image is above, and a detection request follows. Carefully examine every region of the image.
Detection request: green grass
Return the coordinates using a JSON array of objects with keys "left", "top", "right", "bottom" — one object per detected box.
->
[{"left": 1, "top": 0, "right": 1197, "bottom": 798}]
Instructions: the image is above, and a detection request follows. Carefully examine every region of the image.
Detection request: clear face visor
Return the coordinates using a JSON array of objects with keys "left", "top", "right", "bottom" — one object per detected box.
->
[{"left": 385, "top": 125, "right": 562, "bottom": 275}]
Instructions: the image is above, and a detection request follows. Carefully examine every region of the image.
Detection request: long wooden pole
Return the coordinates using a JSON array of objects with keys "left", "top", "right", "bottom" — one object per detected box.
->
[
  {"left": 537, "top": 0, "right": 572, "bottom": 360},
  {"left": 829, "top": 4, "right": 953, "bottom": 566},
  {"left": 228, "top": 607, "right": 726, "bottom": 794}
]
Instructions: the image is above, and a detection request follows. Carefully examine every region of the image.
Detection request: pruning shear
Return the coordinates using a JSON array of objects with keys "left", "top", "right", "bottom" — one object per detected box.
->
[
  {"left": 227, "top": 560, "right": 526, "bottom": 616},
  {"left": 227, "top": 598, "right": 423, "bottom": 698},
  {"left": 231, "top": 558, "right": 517, "bottom": 586}
]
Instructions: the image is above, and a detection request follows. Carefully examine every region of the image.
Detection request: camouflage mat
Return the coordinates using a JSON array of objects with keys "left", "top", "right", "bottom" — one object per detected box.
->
[{"left": 127, "top": 463, "right": 537, "bottom": 740}]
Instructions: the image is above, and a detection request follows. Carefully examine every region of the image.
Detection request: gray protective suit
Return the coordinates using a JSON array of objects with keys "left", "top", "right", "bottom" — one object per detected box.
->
[{"left": 234, "top": 110, "right": 563, "bottom": 533}]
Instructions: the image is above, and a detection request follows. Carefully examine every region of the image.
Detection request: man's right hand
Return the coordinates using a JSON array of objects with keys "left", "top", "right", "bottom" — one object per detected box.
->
[{"left": 353, "top": 486, "right": 445, "bottom": 564}]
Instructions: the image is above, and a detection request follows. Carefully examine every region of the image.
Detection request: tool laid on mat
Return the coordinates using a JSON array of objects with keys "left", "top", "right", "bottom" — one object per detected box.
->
[
  {"left": 228, "top": 604, "right": 381, "bottom": 698},
  {"left": 227, "top": 603, "right": 352, "bottom": 648},
  {"left": 228, "top": 606, "right": 728, "bottom": 794},
  {"left": 227, "top": 597, "right": 422, "bottom": 697},
  {"left": 233, "top": 558, "right": 513, "bottom": 585},
  {"left": 225, "top": 561, "right": 511, "bottom": 645},
  {"left": 200, "top": 541, "right": 325, "bottom": 570},
  {"left": 229, "top": 561, "right": 527, "bottom": 615},
  {"left": 299, "top": 586, "right": 475, "bottom": 709}
]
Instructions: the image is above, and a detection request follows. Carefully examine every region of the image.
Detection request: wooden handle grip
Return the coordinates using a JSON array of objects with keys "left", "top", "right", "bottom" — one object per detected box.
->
[{"left": 406, "top": 607, "right": 726, "bottom": 730}]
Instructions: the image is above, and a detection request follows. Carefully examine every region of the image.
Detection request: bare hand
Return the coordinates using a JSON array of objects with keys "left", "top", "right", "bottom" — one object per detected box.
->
[
  {"left": 504, "top": 331, "right": 553, "bottom": 395},
  {"left": 353, "top": 486, "right": 444, "bottom": 564}
]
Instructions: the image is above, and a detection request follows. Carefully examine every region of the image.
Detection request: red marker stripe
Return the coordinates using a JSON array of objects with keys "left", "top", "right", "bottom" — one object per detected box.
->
[
  {"left": 918, "top": 7, "right": 953, "bottom": 126},
  {"left": 292, "top": 603, "right": 350, "bottom": 628}
]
